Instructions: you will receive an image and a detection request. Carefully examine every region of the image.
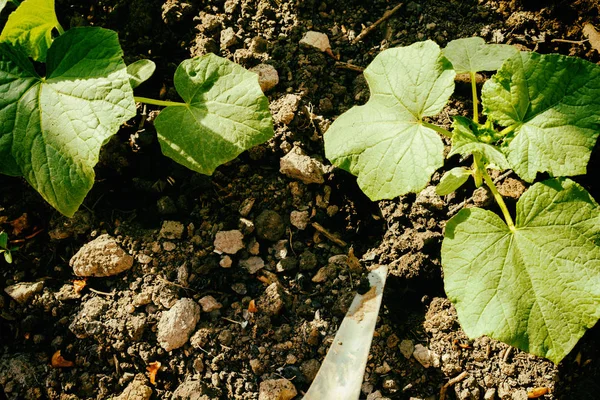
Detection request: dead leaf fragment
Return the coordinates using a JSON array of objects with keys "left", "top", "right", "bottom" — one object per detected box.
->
[
  {"left": 51, "top": 350, "right": 74, "bottom": 368},
  {"left": 248, "top": 299, "right": 258, "bottom": 313},
  {"left": 147, "top": 361, "right": 161, "bottom": 385},
  {"left": 583, "top": 23, "right": 600, "bottom": 52},
  {"left": 528, "top": 387, "right": 550, "bottom": 398},
  {"left": 73, "top": 279, "right": 87, "bottom": 294}
]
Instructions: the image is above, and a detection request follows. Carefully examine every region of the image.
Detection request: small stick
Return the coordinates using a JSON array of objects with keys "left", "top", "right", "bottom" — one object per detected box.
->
[
  {"left": 551, "top": 38, "right": 588, "bottom": 44},
  {"left": 439, "top": 371, "right": 469, "bottom": 400},
  {"left": 353, "top": 3, "right": 404, "bottom": 44},
  {"left": 311, "top": 222, "right": 347, "bottom": 247},
  {"left": 335, "top": 61, "right": 364, "bottom": 73},
  {"left": 89, "top": 288, "right": 116, "bottom": 297}
]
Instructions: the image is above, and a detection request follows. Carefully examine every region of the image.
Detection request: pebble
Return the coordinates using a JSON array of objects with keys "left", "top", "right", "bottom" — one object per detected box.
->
[
  {"left": 214, "top": 230, "right": 244, "bottom": 254},
  {"left": 219, "top": 255, "right": 233, "bottom": 268},
  {"left": 114, "top": 374, "right": 152, "bottom": 400},
  {"left": 240, "top": 256, "right": 265, "bottom": 274},
  {"left": 220, "top": 27, "right": 238, "bottom": 48},
  {"left": 159, "top": 221, "right": 185, "bottom": 240},
  {"left": 412, "top": 344, "right": 438, "bottom": 368},
  {"left": 255, "top": 210, "right": 285, "bottom": 241},
  {"left": 375, "top": 361, "right": 392, "bottom": 374},
  {"left": 162, "top": 241, "right": 176, "bottom": 251},
  {"left": 300, "top": 31, "right": 331, "bottom": 52},
  {"left": 258, "top": 378, "right": 297, "bottom": 400},
  {"left": 157, "top": 298, "right": 201, "bottom": 351},
  {"left": 250, "top": 64, "right": 279, "bottom": 92},
  {"left": 70, "top": 234, "right": 134, "bottom": 277},
  {"left": 311, "top": 265, "right": 337, "bottom": 283},
  {"left": 239, "top": 197, "right": 256, "bottom": 216},
  {"left": 300, "top": 359, "right": 320, "bottom": 382},
  {"left": 280, "top": 146, "right": 326, "bottom": 184},
  {"left": 271, "top": 94, "right": 301, "bottom": 125},
  {"left": 399, "top": 339, "right": 415, "bottom": 359},
  {"left": 250, "top": 358, "right": 264, "bottom": 375},
  {"left": 199, "top": 295, "right": 222, "bottom": 312},
  {"left": 257, "top": 282, "right": 289, "bottom": 316},
  {"left": 4, "top": 281, "right": 44, "bottom": 305},
  {"left": 483, "top": 388, "right": 496, "bottom": 400},
  {"left": 290, "top": 210, "right": 310, "bottom": 230}
]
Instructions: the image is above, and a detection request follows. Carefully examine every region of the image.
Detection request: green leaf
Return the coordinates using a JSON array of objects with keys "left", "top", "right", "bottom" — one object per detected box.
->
[
  {"left": 3, "top": 250, "right": 12, "bottom": 263},
  {"left": 0, "top": 232, "right": 7, "bottom": 248},
  {"left": 324, "top": 40, "right": 456, "bottom": 200},
  {"left": 0, "top": 27, "right": 136, "bottom": 216},
  {"left": 0, "top": 0, "right": 61, "bottom": 62},
  {"left": 442, "top": 178, "right": 600, "bottom": 363},
  {"left": 443, "top": 37, "right": 517, "bottom": 73},
  {"left": 436, "top": 167, "right": 471, "bottom": 196},
  {"left": 127, "top": 59, "right": 156, "bottom": 89},
  {"left": 154, "top": 53, "right": 273, "bottom": 175},
  {"left": 482, "top": 52, "right": 600, "bottom": 181},
  {"left": 449, "top": 116, "right": 510, "bottom": 169}
]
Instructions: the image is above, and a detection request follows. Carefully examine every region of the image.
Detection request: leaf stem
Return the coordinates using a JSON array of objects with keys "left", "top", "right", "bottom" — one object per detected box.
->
[
  {"left": 482, "top": 168, "right": 515, "bottom": 231},
  {"left": 470, "top": 71, "right": 478, "bottom": 124},
  {"left": 134, "top": 96, "right": 186, "bottom": 107},
  {"left": 472, "top": 153, "right": 484, "bottom": 187},
  {"left": 56, "top": 23, "right": 65, "bottom": 35},
  {"left": 498, "top": 124, "right": 518, "bottom": 137},
  {"left": 421, "top": 121, "right": 452, "bottom": 138}
]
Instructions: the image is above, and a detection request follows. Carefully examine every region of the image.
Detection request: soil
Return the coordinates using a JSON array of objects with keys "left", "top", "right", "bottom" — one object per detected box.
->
[{"left": 1, "top": 0, "right": 600, "bottom": 399}]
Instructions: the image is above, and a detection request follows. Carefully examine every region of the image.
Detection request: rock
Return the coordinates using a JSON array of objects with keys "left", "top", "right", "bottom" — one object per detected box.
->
[
  {"left": 250, "top": 36, "right": 269, "bottom": 53},
  {"left": 240, "top": 256, "right": 265, "bottom": 274},
  {"left": 387, "top": 333, "right": 400, "bottom": 348},
  {"left": 69, "top": 296, "right": 108, "bottom": 339},
  {"left": 257, "top": 282, "right": 290, "bottom": 316},
  {"left": 271, "top": 94, "right": 301, "bottom": 125},
  {"left": 375, "top": 361, "right": 392, "bottom": 374},
  {"left": 219, "top": 255, "right": 233, "bottom": 268},
  {"left": 280, "top": 146, "right": 326, "bottom": 184},
  {"left": 239, "top": 218, "right": 255, "bottom": 235},
  {"left": 300, "top": 31, "right": 331, "bottom": 52},
  {"left": 484, "top": 388, "right": 496, "bottom": 400},
  {"left": 159, "top": 221, "right": 185, "bottom": 240},
  {"left": 311, "top": 264, "right": 337, "bottom": 283},
  {"left": 157, "top": 298, "right": 201, "bottom": 351},
  {"left": 70, "top": 234, "right": 134, "bottom": 277},
  {"left": 4, "top": 281, "right": 44, "bottom": 305},
  {"left": 290, "top": 210, "right": 310, "bottom": 230},
  {"left": 300, "top": 359, "right": 320, "bottom": 382},
  {"left": 199, "top": 295, "right": 222, "bottom": 312},
  {"left": 399, "top": 339, "right": 414, "bottom": 359},
  {"left": 114, "top": 374, "right": 152, "bottom": 400},
  {"left": 214, "top": 230, "right": 244, "bottom": 254},
  {"left": 172, "top": 376, "right": 219, "bottom": 399},
  {"left": 239, "top": 197, "right": 256, "bottom": 216},
  {"left": 250, "top": 64, "right": 279, "bottom": 92},
  {"left": 299, "top": 250, "right": 317, "bottom": 270},
  {"left": 220, "top": 27, "right": 238, "bottom": 48},
  {"left": 255, "top": 210, "right": 285, "bottom": 241},
  {"left": 413, "top": 344, "right": 437, "bottom": 368},
  {"left": 276, "top": 257, "right": 298, "bottom": 272},
  {"left": 197, "top": 12, "right": 221, "bottom": 32},
  {"left": 250, "top": 359, "right": 264, "bottom": 375},
  {"left": 258, "top": 378, "right": 297, "bottom": 400}
]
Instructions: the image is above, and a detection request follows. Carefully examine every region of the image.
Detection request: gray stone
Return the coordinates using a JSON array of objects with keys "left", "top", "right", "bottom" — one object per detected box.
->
[
  {"left": 280, "top": 146, "right": 326, "bottom": 184},
  {"left": 157, "top": 298, "right": 201, "bottom": 351},
  {"left": 399, "top": 339, "right": 414, "bottom": 359},
  {"left": 299, "top": 31, "right": 331, "bottom": 52},
  {"left": 290, "top": 210, "right": 310, "bottom": 230},
  {"left": 240, "top": 256, "right": 265, "bottom": 274},
  {"left": 250, "top": 64, "right": 279, "bottom": 92},
  {"left": 214, "top": 230, "right": 244, "bottom": 254},
  {"left": 70, "top": 234, "right": 134, "bottom": 277},
  {"left": 4, "top": 281, "right": 44, "bottom": 305},
  {"left": 199, "top": 295, "right": 222, "bottom": 312}
]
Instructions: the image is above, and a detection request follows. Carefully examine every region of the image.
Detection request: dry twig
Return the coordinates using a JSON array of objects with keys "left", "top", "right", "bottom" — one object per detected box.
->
[
  {"left": 352, "top": 3, "right": 404, "bottom": 44},
  {"left": 311, "top": 222, "right": 347, "bottom": 247},
  {"left": 439, "top": 371, "right": 469, "bottom": 400}
]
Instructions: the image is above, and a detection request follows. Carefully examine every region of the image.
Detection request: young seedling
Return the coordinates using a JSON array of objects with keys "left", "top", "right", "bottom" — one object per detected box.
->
[
  {"left": 0, "top": 0, "right": 273, "bottom": 216},
  {"left": 325, "top": 38, "right": 600, "bottom": 363},
  {"left": 0, "top": 231, "right": 17, "bottom": 263}
]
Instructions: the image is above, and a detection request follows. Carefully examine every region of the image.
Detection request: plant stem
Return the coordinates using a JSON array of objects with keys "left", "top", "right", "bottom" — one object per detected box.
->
[
  {"left": 421, "top": 121, "right": 452, "bottom": 138},
  {"left": 134, "top": 96, "right": 186, "bottom": 107},
  {"left": 472, "top": 153, "right": 484, "bottom": 187},
  {"left": 56, "top": 23, "right": 65, "bottom": 35},
  {"left": 470, "top": 71, "right": 478, "bottom": 124},
  {"left": 498, "top": 124, "right": 518, "bottom": 137},
  {"left": 482, "top": 169, "right": 515, "bottom": 231}
]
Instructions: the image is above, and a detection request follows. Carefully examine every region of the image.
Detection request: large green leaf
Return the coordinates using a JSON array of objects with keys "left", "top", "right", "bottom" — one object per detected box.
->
[
  {"left": 449, "top": 116, "right": 509, "bottom": 169},
  {"left": 442, "top": 178, "right": 600, "bottom": 363},
  {"left": 154, "top": 53, "right": 273, "bottom": 175},
  {"left": 0, "top": 27, "right": 136, "bottom": 216},
  {"left": 0, "top": 0, "right": 60, "bottom": 62},
  {"left": 443, "top": 37, "right": 517, "bottom": 74},
  {"left": 324, "top": 40, "right": 455, "bottom": 200},
  {"left": 482, "top": 52, "right": 600, "bottom": 182}
]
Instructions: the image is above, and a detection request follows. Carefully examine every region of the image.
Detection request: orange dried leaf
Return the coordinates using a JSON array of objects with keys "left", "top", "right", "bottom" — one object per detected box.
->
[
  {"left": 248, "top": 299, "right": 258, "bottom": 313},
  {"left": 73, "top": 279, "right": 87, "bottom": 294},
  {"left": 51, "top": 350, "right": 74, "bottom": 368},
  {"left": 147, "top": 361, "right": 161, "bottom": 385},
  {"left": 528, "top": 387, "right": 550, "bottom": 398},
  {"left": 10, "top": 213, "right": 29, "bottom": 236}
]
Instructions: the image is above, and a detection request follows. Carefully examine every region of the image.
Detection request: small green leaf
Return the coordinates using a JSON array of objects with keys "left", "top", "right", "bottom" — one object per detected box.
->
[
  {"left": 324, "top": 40, "right": 456, "bottom": 200},
  {"left": 443, "top": 37, "right": 517, "bottom": 73},
  {"left": 0, "top": 232, "right": 8, "bottom": 248},
  {"left": 0, "top": 27, "right": 136, "bottom": 216},
  {"left": 0, "top": 0, "right": 60, "bottom": 62},
  {"left": 127, "top": 59, "right": 156, "bottom": 89},
  {"left": 450, "top": 116, "right": 510, "bottom": 169},
  {"left": 3, "top": 251, "right": 12, "bottom": 263},
  {"left": 436, "top": 167, "right": 471, "bottom": 196},
  {"left": 154, "top": 53, "right": 274, "bottom": 175},
  {"left": 482, "top": 51, "right": 600, "bottom": 181},
  {"left": 442, "top": 178, "right": 600, "bottom": 363}
]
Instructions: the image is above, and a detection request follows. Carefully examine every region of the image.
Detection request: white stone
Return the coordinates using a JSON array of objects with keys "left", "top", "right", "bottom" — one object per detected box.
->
[
  {"left": 157, "top": 298, "right": 201, "bottom": 351},
  {"left": 413, "top": 344, "right": 434, "bottom": 368},
  {"left": 214, "top": 230, "right": 244, "bottom": 254},
  {"left": 199, "top": 295, "right": 222, "bottom": 312},
  {"left": 290, "top": 210, "right": 310, "bottom": 230},
  {"left": 300, "top": 31, "right": 331, "bottom": 52},
  {"left": 280, "top": 146, "right": 326, "bottom": 184},
  {"left": 70, "top": 234, "right": 133, "bottom": 277}
]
